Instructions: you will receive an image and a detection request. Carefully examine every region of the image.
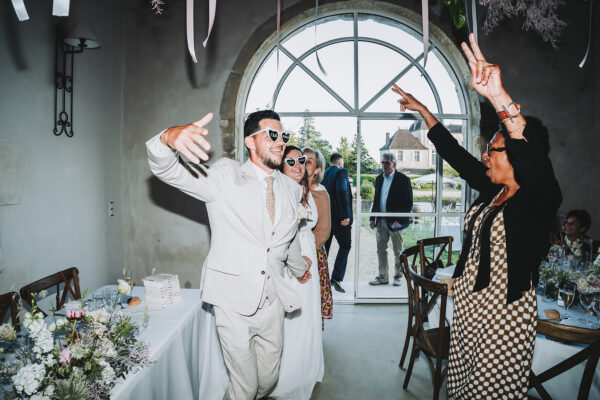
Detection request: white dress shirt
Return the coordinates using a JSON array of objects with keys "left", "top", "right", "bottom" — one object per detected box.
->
[{"left": 379, "top": 170, "right": 395, "bottom": 213}]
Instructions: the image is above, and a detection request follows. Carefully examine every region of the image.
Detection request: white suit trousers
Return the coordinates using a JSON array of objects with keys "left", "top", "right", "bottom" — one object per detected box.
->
[{"left": 213, "top": 299, "right": 285, "bottom": 400}]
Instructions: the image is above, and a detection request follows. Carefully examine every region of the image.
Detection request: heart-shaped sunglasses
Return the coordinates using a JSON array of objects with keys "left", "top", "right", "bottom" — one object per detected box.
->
[
  {"left": 284, "top": 156, "right": 307, "bottom": 167},
  {"left": 249, "top": 128, "right": 291, "bottom": 143}
]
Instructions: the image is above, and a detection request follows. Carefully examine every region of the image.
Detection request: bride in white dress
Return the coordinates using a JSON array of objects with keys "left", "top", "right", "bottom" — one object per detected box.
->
[
  {"left": 196, "top": 146, "right": 324, "bottom": 400},
  {"left": 270, "top": 146, "right": 324, "bottom": 399}
]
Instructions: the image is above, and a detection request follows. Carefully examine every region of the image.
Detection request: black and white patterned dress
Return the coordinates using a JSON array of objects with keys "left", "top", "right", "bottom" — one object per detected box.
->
[{"left": 447, "top": 200, "right": 537, "bottom": 400}]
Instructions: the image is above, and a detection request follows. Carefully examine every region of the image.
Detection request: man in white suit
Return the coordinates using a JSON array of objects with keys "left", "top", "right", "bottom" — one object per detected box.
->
[{"left": 146, "top": 110, "right": 311, "bottom": 400}]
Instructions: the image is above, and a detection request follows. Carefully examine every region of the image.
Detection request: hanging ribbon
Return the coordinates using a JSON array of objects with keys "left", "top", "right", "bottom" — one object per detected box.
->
[
  {"left": 314, "top": 0, "right": 327, "bottom": 75},
  {"left": 579, "top": 0, "right": 594, "bottom": 68},
  {"left": 202, "top": 0, "right": 216, "bottom": 47},
  {"left": 10, "top": 0, "right": 29, "bottom": 21},
  {"left": 421, "top": 0, "right": 430, "bottom": 67},
  {"left": 471, "top": 0, "right": 478, "bottom": 41},
  {"left": 52, "top": 0, "right": 70, "bottom": 17},
  {"left": 186, "top": 0, "right": 197, "bottom": 63},
  {"left": 276, "top": 0, "right": 281, "bottom": 78}
]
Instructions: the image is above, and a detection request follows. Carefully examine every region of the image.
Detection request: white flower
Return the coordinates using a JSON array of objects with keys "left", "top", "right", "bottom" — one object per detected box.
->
[
  {"left": 0, "top": 323, "right": 16, "bottom": 340},
  {"left": 12, "top": 363, "right": 45, "bottom": 395},
  {"left": 31, "top": 394, "right": 50, "bottom": 400},
  {"left": 100, "top": 339, "right": 117, "bottom": 358},
  {"left": 577, "top": 278, "right": 590, "bottom": 292},
  {"left": 118, "top": 279, "right": 132, "bottom": 295},
  {"left": 37, "top": 290, "right": 48, "bottom": 299},
  {"left": 49, "top": 318, "right": 67, "bottom": 332},
  {"left": 91, "top": 322, "right": 108, "bottom": 336},
  {"left": 99, "top": 359, "right": 115, "bottom": 384},
  {"left": 70, "top": 343, "right": 87, "bottom": 360},
  {"left": 88, "top": 308, "right": 111, "bottom": 324},
  {"left": 296, "top": 205, "right": 312, "bottom": 222}
]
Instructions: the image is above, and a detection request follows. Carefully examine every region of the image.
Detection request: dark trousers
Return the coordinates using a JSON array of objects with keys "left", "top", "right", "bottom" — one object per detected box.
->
[{"left": 324, "top": 223, "right": 352, "bottom": 282}]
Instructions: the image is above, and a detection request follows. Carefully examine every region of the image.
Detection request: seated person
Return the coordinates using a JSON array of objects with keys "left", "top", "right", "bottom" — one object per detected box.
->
[{"left": 552, "top": 209, "right": 594, "bottom": 255}]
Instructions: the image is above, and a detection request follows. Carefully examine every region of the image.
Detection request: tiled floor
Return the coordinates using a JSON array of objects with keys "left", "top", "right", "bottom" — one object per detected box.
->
[{"left": 311, "top": 304, "right": 449, "bottom": 400}]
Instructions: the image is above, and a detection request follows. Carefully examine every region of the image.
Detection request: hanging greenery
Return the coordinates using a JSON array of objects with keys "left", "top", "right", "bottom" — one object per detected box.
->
[
  {"left": 439, "top": 0, "right": 567, "bottom": 49},
  {"left": 440, "top": 0, "right": 468, "bottom": 29},
  {"left": 480, "top": 0, "right": 566, "bottom": 49}
]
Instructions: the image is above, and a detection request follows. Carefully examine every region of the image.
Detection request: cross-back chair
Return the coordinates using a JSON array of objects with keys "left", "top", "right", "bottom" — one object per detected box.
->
[
  {"left": 0, "top": 291, "right": 21, "bottom": 332},
  {"left": 529, "top": 320, "right": 600, "bottom": 400},
  {"left": 417, "top": 236, "right": 453, "bottom": 278},
  {"left": 402, "top": 260, "right": 451, "bottom": 400},
  {"left": 20, "top": 267, "right": 81, "bottom": 317},
  {"left": 399, "top": 244, "right": 422, "bottom": 369}
]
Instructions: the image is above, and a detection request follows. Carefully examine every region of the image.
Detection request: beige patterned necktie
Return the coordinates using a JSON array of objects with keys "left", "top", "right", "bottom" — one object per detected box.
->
[{"left": 265, "top": 176, "right": 275, "bottom": 223}]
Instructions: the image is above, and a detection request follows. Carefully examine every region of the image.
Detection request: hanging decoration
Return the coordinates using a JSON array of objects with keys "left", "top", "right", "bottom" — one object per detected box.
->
[
  {"left": 52, "top": 0, "right": 70, "bottom": 17},
  {"left": 10, "top": 0, "right": 29, "bottom": 21},
  {"left": 314, "top": 0, "right": 327, "bottom": 75},
  {"left": 479, "top": 0, "right": 566, "bottom": 49},
  {"left": 578, "top": 0, "right": 594, "bottom": 68},
  {"left": 203, "top": 0, "right": 217, "bottom": 48},
  {"left": 186, "top": 0, "right": 197, "bottom": 63},
  {"left": 151, "top": 0, "right": 164, "bottom": 15},
  {"left": 421, "top": 0, "right": 430, "bottom": 67}
]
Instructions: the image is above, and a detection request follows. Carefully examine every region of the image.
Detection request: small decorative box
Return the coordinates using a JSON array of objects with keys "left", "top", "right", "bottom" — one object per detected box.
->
[{"left": 142, "top": 273, "right": 181, "bottom": 310}]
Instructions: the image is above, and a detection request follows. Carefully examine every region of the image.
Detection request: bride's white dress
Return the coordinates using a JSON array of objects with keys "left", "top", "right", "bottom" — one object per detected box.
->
[
  {"left": 197, "top": 193, "right": 324, "bottom": 400},
  {"left": 270, "top": 192, "right": 324, "bottom": 399}
]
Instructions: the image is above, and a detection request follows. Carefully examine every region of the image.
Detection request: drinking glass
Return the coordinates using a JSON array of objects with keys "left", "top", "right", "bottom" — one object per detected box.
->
[
  {"left": 558, "top": 282, "right": 576, "bottom": 319},
  {"left": 594, "top": 295, "right": 600, "bottom": 328},
  {"left": 579, "top": 290, "right": 596, "bottom": 326},
  {"left": 122, "top": 267, "right": 134, "bottom": 287}
]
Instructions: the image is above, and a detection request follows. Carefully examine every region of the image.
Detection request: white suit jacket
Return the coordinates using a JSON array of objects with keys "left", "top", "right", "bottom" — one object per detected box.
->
[{"left": 146, "top": 134, "right": 306, "bottom": 315}]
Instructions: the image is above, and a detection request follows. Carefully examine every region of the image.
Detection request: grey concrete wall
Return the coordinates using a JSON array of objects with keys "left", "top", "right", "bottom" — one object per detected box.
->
[{"left": 0, "top": 0, "right": 124, "bottom": 293}]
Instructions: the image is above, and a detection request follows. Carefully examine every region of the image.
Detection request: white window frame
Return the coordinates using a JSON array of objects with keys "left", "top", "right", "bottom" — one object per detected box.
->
[{"left": 236, "top": 4, "right": 478, "bottom": 302}]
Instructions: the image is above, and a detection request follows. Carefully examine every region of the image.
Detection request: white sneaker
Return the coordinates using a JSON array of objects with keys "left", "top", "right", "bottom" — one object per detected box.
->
[
  {"left": 393, "top": 277, "right": 402, "bottom": 286},
  {"left": 369, "top": 276, "right": 389, "bottom": 285}
]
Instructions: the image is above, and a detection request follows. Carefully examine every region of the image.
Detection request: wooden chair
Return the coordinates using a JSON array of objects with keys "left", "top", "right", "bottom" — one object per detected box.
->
[
  {"left": 20, "top": 267, "right": 81, "bottom": 317},
  {"left": 529, "top": 320, "right": 600, "bottom": 400},
  {"left": 399, "top": 244, "right": 422, "bottom": 369},
  {"left": 0, "top": 292, "right": 21, "bottom": 332},
  {"left": 417, "top": 236, "right": 453, "bottom": 277},
  {"left": 402, "top": 261, "right": 451, "bottom": 400}
]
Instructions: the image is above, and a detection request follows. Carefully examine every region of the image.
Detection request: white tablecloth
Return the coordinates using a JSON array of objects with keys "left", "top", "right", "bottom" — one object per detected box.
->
[
  {"left": 428, "top": 267, "right": 600, "bottom": 400},
  {"left": 109, "top": 286, "right": 207, "bottom": 400}
]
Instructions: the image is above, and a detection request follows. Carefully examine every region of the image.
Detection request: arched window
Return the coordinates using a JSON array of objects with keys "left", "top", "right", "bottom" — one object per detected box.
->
[{"left": 236, "top": 3, "right": 478, "bottom": 301}]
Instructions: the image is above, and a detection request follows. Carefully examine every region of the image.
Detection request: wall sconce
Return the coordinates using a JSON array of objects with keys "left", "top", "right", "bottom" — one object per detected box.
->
[{"left": 54, "top": 22, "right": 101, "bottom": 137}]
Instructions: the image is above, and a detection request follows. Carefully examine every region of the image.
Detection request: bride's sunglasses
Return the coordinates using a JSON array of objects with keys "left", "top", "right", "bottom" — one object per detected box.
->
[
  {"left": 284, "top": 156, "right": 307, "bottom": 167},
  {"left": 249, "top": 128, "right": 291, "bottom": 143}
]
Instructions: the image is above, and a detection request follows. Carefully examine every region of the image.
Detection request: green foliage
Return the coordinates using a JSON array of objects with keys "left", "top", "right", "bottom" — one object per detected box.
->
[
  {"left": 440, "top": 0, "right": 466, "bottom": 29},
  {"left": 360, "top": 181, "right": 375, "bottom": 200},
  {"left": 443, "top": 168, "right": 459, "bottom": 177},
  {"left": 345, "top": 133, "right": 379, "bottom": 175},
  {"left": 53, "top": 376, "right": 88, "bottom": 400},
  {"left": 292, "top": 115, "right": 333, "bottom": 162}
]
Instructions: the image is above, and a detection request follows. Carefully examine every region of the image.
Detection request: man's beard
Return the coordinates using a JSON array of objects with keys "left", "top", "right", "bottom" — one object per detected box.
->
[{"left": 257, "top": 146, "right": 282, "bottom": 169}]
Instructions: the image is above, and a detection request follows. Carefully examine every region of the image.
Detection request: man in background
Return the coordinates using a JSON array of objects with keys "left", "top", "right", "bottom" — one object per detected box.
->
[
  {"left": 369, "top": 152, "right": 413, "bottom": 286},
  {"left": 322, "top": 152, "right": 353, "bottom": 293}
]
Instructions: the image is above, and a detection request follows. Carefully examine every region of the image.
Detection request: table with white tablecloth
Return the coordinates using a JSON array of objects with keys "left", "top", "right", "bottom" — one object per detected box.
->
[
  {"left": 108, "top": 286, "right": 227, "bottom": 400},
  {"left": 428, "top": 266, "right": 600, "bottom": 400}
]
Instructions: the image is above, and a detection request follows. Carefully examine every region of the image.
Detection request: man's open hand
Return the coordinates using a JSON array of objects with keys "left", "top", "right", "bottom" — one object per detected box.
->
[{"left": 160, "top": 112, "right": 213, "bottom": 164}]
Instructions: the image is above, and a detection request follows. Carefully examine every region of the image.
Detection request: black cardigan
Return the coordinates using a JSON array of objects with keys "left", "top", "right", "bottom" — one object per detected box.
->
[{"left": 427, "top": 120, "right": 562, "bottom": 303}]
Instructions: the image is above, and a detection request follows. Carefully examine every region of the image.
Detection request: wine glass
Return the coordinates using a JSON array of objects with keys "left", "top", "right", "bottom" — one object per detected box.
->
[
  {"left": 593, "top": 295, "right": 600, "bottom": 328},
  {"left": 558, "top": 282, "right": 576, "bottom": 320},
  {"left": 578, "top": 289, "right": 596, "bottom": 326},
  {"left": 122, "top": 266, "right": 134, "bottom": 287}
]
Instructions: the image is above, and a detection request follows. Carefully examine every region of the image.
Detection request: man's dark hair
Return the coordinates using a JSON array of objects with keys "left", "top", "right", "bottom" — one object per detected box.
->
[
  {"left": 567, "top": 209, "right": 592, "bottom": 232},
  {"left": 330, "top": 152, "right": 343, "bottom": 164},
  {"left": 244, "top": 110, "right": 281, "bottom": 137}
]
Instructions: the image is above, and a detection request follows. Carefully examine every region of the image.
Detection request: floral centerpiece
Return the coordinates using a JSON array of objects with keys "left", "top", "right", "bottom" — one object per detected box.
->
[{"left": 0, "top": 280, "right": 152, "bottom": 400}]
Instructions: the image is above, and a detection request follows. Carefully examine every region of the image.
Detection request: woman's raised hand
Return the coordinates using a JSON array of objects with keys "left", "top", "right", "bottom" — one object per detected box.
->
[
  {"left": 391, "top": 84, "right": 426, "bottom": 113},
  {"left": 461, "top": 33, "right": 505, "bottom": 99}
]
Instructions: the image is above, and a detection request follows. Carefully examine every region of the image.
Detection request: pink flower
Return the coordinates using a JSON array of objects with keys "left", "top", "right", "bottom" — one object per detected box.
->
[
  {"left": 58, "top": 348, "right": 71, "bottom": 365},
  {"left": 594, "top": 278, "right": 600, "bottom": 288},
  {"left": 66, "top": 308, "right": 84, "bottom": 320}
]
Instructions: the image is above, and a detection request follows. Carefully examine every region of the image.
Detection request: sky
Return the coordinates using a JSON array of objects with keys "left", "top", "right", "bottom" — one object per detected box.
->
[{"left": 245, "top": 14, "right": 467, "bottom": 163}]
